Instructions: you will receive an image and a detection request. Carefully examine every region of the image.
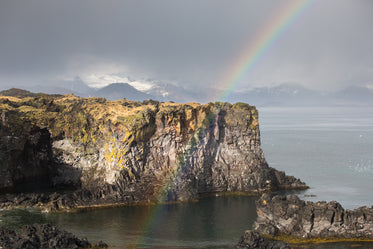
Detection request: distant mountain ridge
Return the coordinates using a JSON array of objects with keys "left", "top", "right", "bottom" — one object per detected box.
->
[
  {"left": 228, "top": 84, "right": 323, "bottom": 106},
  {"left": 226, "top": 84, "right": 373, "bottom": 107},
  {"left": 1, "top": 80, "right": 373, "bottom": 106},
  {"left": 0, "top": 80, "right": 159, "bottom": 102},
  {"left": 333, "top": 85, "right": 373, "bottom": 105},
  {"left": 94, "top": 83, "right": 155, "bottom": 101}
]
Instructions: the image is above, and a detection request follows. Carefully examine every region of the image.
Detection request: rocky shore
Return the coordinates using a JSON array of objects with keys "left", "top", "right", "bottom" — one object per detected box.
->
[
  {"left": 252, "top": 194, "right": 373, "bottom": 242},
  {"left": 0, "top": 223, "right": 108, "bottom": 249},
  {"left": 234, "top": 194, "right": 373, "bottom": 248},
  {"left": 0, "top": 89, "right": 307, "bottom": 212},
  {"left": 234, "top": 231, "right": 290, "bottom": 249}
]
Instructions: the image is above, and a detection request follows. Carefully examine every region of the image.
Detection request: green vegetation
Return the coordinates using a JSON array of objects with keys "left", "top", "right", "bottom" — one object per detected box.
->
[
  {"left": 0, "top": 88, "right": 60, "bottom": 98},
  {"left": 232, "top": 102, "right": 252, "bottom": 110},
  {"left": 262, "top": 233, "right": 373, "bottom": 245},
  {"left": 0, "top": 94, "right": 155, "bottom": 149}
]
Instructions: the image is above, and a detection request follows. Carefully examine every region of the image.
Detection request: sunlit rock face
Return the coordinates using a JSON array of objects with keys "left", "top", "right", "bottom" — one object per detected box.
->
[
  {"left": 0, "top": 89, "right": 306, "bottom": 211},
  {"left": 254, "top": 194, "right": 373, "bottom": 240}
]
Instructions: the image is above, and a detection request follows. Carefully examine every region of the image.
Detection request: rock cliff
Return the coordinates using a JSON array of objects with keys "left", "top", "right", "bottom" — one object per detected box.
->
[
  {"left": 0, "top": 89, "right": 306, "bottom": 211},
  {"left": 253, "top": 194, "right": 373, "bottom": 241}
]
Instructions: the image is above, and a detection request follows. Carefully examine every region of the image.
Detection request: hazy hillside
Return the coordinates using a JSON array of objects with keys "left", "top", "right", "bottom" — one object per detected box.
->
[
  {"left": 333, "top": 86, "right": 373, "bottom": 105},
  {"left": 1, "top": 80, "right": 373, "bottom": 106},
  {"left": 225, "top": 84, "right": 373, "bottom": 107},
  {"left": 94, "top": 83, "right": 155, "bottom": 101},
  {"left": 0, "top": 81, "right": 157, "bottom": 102},
  {"left": 227, "top": 84, "right": 323, "bottom": 107}
]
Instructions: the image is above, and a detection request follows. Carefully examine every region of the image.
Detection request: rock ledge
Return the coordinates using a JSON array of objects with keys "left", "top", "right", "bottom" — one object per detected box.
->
[
  {"left": 0, "top": 223, "right": 108, "bottom": 249},
  {"left": 253, "top": 194, "right": 373, "bottom": 241},
  {"left": 234, "top": 230, "right": 290, "bottom": 249}
]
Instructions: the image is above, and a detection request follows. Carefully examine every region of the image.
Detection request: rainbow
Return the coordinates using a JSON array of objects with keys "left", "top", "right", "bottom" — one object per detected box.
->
[
  {"left": 133, "top": 112, "right": 217, "bottom": 247},
  {"left": 217, "top": 0, "right": 315, "bottom": 102},
  {"left": 132, "top": 0, "right": 316, "bottom": 247}
]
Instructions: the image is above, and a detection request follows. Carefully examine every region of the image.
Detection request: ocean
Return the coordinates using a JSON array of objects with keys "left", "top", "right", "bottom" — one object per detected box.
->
[
  {"left": 260, "top": 106, "right": 373, "bottom": 210},
  {"left": 1, "top": 106, "right": 372, "bottom": 248}
]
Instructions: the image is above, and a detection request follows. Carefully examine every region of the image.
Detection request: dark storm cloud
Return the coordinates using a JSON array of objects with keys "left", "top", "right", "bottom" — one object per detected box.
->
[{"left": 0, "top": 0, "right": 373, "bottom": 91}]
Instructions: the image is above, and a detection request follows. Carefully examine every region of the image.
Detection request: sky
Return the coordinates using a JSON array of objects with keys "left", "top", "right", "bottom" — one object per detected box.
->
[{"left": 1, "top": 0, "right": 373, "bottom": 97}]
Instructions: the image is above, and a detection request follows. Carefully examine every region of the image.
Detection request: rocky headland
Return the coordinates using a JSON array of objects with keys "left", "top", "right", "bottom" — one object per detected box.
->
[
  {"left": 0, "top": 88, "right": 306, "bottom": 212},
  {"left": 250, "top": 194, "right": 373, "bottom": 244},
  {"left": 0, "top": 223, "right": 108, "bottom": 248}
]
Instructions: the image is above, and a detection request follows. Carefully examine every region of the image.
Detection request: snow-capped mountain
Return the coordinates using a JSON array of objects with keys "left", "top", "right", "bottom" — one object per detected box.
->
[{"left": 94, "top": 83, "right": 155, "bottom": 101}]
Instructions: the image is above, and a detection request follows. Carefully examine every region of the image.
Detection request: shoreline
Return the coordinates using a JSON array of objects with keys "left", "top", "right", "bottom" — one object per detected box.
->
[
  {"left": 0, "top": 186, "right": 309, "bottom": 213},
  {"left": 263, "top": 233, "right": 373, "bottom": 245},
  {"left": 3, "top": 192, "right": 373, "bottom": 248},
  {"left": 235, "top": 194, "right": 373, "bottom": 248}
]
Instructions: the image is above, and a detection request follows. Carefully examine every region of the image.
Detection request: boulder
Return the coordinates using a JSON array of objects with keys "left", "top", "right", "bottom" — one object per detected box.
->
[
  {"left": 0, "top": 223, "right": 108, "bottom": 249},
  {"left": 234, "top": 231, "right": 290, "bottom": 249}
]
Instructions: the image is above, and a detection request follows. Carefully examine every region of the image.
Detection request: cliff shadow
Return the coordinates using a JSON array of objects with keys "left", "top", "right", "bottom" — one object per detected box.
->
[{"left": 0, "top": 126, "right": 83, "bottom": 195}]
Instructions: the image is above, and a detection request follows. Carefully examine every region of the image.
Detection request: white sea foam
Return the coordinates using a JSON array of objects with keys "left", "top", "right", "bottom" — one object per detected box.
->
[{"left": 349, "top": 159, "right": 373, "bottom": 173}]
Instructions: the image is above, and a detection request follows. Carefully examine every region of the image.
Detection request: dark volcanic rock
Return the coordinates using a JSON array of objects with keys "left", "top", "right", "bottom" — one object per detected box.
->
[
  {"left": 253, "top": 194, "right": 373, "bottom": 239},
  {"left": 0, "top": 93, "right": 307, "bottom": 211},
  {"left": 0, "top": 126, "right": 56, "bottom": 193},
  {"left": 0, "top": 192, "right": 80, "bottom": 212},
  {"left": 0, "top": 223, "right": 108, "bottom": 249},
  {"left": 234, "top": 231, "right": 290, "bottom": 249}
]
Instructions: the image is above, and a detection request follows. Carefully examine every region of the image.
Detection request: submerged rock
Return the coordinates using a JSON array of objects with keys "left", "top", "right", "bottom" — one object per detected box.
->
[
  {"left": 0, "top": 223, "right": 108, "bottom": 249},
  {"left": 253, "top": 194, "right": 373, "bottom": 240},
  {"left": 234, "top": 231, "right": 290, "bottom": 249}
]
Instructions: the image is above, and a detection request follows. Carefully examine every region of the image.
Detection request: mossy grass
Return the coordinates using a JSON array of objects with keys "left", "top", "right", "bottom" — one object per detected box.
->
[
  {"left": 262, "top": 233, "right": 373, "bottom": 245},
  {"left": 1, "top": 92, "right": 261, "bottom": 172}
]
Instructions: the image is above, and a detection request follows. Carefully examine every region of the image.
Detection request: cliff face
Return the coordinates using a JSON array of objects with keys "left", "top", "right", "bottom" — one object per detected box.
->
[
  {"left": 253, "top": 194, "right": 373, "bottom": 240},
  {"left": 0, "top": 90, "right": 306, "bottom": 210},
  {"left": 0, "top": 124, "right": 55, "bottom": 193}
]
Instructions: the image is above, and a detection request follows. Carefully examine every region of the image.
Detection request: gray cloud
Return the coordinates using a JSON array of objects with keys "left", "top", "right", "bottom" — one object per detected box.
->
[{"left": 1, "top": 0, "right": 373, "bottom": 95}]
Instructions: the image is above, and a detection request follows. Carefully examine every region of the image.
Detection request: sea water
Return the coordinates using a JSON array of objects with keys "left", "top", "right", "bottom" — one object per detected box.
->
[
  {"left": 260, "top": 106, "right": 373, "bottom": 210},
  {"left": 1, "top": 106, "right": 372, "bottom": 248},
  {"left": 0, "top": 196, "right": 257, "bottom": 248}
]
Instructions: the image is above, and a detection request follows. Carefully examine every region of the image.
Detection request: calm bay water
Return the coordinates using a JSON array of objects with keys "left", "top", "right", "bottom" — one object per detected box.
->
[
  {"left": 0, "top": 196, "right": 257, "bottom": 248},
  {"left": 1, "top": 106, "right": 373, "bottom": 248}
]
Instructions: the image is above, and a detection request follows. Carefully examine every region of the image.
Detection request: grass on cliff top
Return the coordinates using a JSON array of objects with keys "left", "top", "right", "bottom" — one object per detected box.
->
[
  {"left": 262, "top": 233, "right": 373, "bottom": 245},
  {"left": 56, "top": 96, "right": 154, "bottom": 123},
  {"left": 0, "top": 93, "right": 212, "bottom": 146},
  {"left": 0, "top": 96, "right": 24, "bottom": 102},
  {"left": 0, "top": 88, "right": 60, "bottom": 98},
  {"left": 1, "top": 91, "right": 258, "bottom": 148}
]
